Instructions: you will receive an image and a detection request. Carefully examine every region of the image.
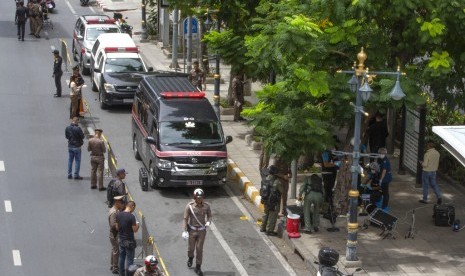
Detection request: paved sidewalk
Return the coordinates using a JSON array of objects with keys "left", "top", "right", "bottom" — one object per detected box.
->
[{"left": 98, "top": 7, "right": 465, "bottom": 275}]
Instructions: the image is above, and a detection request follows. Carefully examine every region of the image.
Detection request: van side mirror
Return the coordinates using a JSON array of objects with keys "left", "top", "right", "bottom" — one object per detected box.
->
[
  {"left": 225, "top": 135, "right": 233, "bottom": 144},
  {"left": 77, "top": 35, "right": 84, "bottom": 41},
  {"left": 145, "top": 136, "right": 157, "bottom": 145},
  {"left": 147, "top": 67, "right": 154, "bottom": 72}
]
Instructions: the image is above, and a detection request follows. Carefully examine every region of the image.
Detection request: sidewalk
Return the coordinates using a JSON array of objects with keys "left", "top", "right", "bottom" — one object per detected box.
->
[{"left": 105, "top": 7, "right": 465, "bottom": 275}]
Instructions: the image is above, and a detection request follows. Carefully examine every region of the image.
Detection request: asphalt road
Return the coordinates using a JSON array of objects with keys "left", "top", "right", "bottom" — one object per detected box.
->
[{"left": 0, "top": 1, "right": 303, "bottom": 276}]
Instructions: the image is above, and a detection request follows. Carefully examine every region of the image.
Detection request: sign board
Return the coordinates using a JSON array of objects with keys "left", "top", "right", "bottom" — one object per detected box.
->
[
  {"left": 183, "top": 17, "right": 198, "bottom": 34},
  {"left": 403, "top": 108, "right": 420, "bottom": 174}
]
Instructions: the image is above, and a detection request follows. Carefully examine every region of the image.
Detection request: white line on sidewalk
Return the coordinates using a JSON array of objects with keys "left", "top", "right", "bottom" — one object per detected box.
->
[
  {"left": 209, "top": 222, "right": 249, "bottom": 276},
  {"left": 5, "top": 201, "right": 12, "bottom": 212},
  {"left": 0, "top": 161, "right": 4, "bottom": 171},
  {"left": 223, "top": 185, "right": 297, "bottom": 276},
  {"left": 65, "top": 0, "right": 77, "bottom": 15},
  {"left": 12, "top": 250, "right": 22, "bottom": 266},
  {"left": 89, "top": 6, "right": 95, "bottom": 13}
]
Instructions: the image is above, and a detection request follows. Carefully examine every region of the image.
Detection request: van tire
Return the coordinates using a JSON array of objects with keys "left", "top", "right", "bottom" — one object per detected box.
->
[
  {"left": 99, "top": 90, "right": 108, "bottom": 109},
  {"left": 81, "top": 55, "right": 90, "bottom": 75},
  {"left": 133, "top": 136, "right": 141, "bottom": 160},
  {"left": 149, "top": 167, "right": 160, "bottom": 189},
  {"left": 72, "top": 43, "right": 78, "bottom": 61},
  {"left": 91, "top": 71, "right": 98, "bottom": 92}
]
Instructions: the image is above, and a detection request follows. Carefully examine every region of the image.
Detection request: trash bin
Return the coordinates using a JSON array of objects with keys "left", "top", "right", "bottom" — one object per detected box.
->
[{"left": 286, "top": 213, "right": 301, "bottom": 238}]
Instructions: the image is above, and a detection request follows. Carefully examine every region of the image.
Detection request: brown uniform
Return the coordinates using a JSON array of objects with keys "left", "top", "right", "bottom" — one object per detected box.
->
[
  {"left": 183, "top": 201, "right": 212, "bottom": 265},
  {"left": 232, "top": 76, "right": 244, "bottom": 121},
  {"left": 87, "top": 136, "right": 106, "bottom": 188},
  {"left": 108, "top": 206, "right": 119, "bottom": 273},
  {"left": 274, "top": 157, "right": 290, "bottom": 215},
  {"left": 134, "top": 266, "right": 165, "bottom": 276},
  {"left": 187, "top": 68, "right": 205, "bottom": 91},
  {"left": 30, "top": 3, "right": 42, "bottom": 37}
]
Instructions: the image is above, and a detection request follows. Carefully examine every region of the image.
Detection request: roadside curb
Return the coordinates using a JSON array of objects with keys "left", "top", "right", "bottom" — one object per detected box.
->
[{"left": 227, "top": 159, "right": 264, "bottom": 212}]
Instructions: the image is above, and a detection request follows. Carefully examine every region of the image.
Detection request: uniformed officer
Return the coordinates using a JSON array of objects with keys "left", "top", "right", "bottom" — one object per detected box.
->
[
  {"left": 87, "top": 128, "right": 106, "bottom": 190},
  {"left": 298, "top": 174, "right": 324, "bottom": 234},
  {"left": 109, "top": 195, "right": 125, "bottom": 274},
  {"left": 133, "top": 255, "right": 166, "bottom": 276},
  {"left": 52, "top": 49, "right": 63, "bottom": 97},
  {"left": 15, "top": 1, "right": 28, "bottom": 41},
  {"left": 182, "top": 188, "right": 212, "bottom": 276},
  {"left": 187, "top": 61, "right": 206, "bottom": 91},
  {"left": 260, "top": 165, "right": 284, "bottom": 236},
  {"left": 30, "top": 0, "right": 42, "bottom": 38}
]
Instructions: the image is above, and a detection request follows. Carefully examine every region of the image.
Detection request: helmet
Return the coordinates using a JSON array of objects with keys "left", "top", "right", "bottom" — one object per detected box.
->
[
  {"left": 144, "top": 255, "right": 158, "bottom": 266},
  {"left": 369, "top": 162, "right": 379, "bottom": 172},
  {"left": 193, "top": 188, "right": 204, "bottom": 198},
  {"left": 268, "top": 165, "right": 279, "bottom": 175},
  {"left": 318, "top": 247, "right": 339, "bottom": 267}
]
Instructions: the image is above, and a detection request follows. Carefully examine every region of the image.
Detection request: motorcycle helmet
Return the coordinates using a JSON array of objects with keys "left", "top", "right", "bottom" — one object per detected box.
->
[
  {"left": 318, "top": 247, "right": 339, "bottom": 267},
  {"left": 193, "top": 188, "right": 204, "bottom": 198},
  {"left": 268, "top": 165, "right": 279, "bottom": 176},
  {"left": 145, "top": 255, "right": 158, "bottom": 267}
]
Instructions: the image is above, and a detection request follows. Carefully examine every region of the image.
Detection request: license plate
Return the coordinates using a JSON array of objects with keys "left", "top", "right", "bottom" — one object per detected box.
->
[
  {"left": 123, "top": 99, "right": 133, "bottom": 104},
  {"left": 186, "top": 180, "right": 203, "bottom": 186}
]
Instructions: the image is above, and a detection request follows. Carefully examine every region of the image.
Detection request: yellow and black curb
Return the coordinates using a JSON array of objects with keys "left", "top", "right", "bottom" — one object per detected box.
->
[{"left": 227, "top": 159, "right": 265, "bottom": 213}]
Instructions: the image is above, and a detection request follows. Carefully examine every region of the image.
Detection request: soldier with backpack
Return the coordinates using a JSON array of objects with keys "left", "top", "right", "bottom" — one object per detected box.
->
[
  {"left": 107, "top": 169, "right": 128, "bottom": 208},
  {"left": 259, "top": 165, "right": 284, "bottom": 236},
  {"left": 298, "top": 174, "right": 324, "bottom": 234}
]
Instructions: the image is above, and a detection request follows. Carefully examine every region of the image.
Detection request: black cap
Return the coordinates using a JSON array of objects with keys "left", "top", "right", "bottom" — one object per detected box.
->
[{"left": 53, "top": 49, "right": 59, "bottom": 54}]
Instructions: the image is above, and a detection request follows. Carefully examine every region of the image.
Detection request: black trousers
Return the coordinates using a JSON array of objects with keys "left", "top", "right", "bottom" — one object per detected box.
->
[
  {"left": 54, "top": 73, "right": 62, "bottom": 96},
  {"left": 17, "top": 21, "right": 26, "bottom": 39}
]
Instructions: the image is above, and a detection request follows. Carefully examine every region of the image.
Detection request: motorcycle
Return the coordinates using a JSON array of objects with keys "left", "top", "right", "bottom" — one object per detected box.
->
[
  {"left": 43, "top": 0, "right": 55, "bottom": 11},
  {"left": 113, "top": 12, "right": 133, "bottom": 37},
  {"left": 315, "top": 247, "right": 362, "bottom": 276},
  {"left": 80, "top": 0, "right": 89, "bottom": 6}
]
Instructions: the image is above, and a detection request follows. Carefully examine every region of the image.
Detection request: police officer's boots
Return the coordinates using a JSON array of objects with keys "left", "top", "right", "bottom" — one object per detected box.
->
[
  {"left": 187, "top": 257, "right": 193, "bottom": 267},
  {"left": 194, "top": 264, "right": 203, "bottom": 276}
]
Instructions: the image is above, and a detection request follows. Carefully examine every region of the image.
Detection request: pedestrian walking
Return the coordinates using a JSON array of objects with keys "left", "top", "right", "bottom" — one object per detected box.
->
[
  {"left": 182, "top": 188, "right": 212, "bottom": 276},
  {"left": 27, "top": 1, "right": 35, "bottom": 35},
  {"left": 69, "top": 72, "right": 83, "bottom": 119},
  {"left": 298, "top": 174, "right": 324, "bottom": 234},
  {"left": 15, "top": 1, "right": 28, "bottom": 41},
  {"left": 133, "top": 255, "right": 165, "bottom": 276},
  {"left": 109, "top": 195, "right": 125, "bottom": 275},
  {"left": 419, "top": 141, "right": 442, "bottom": 205},
  {"left": 87, "top": 128, "right": 106, "bottom": 190},
  {"left": 65, "top": 117, "right": 84, "bottom": 179},
  {"left": 187, "top": 61, "right": 206, "bottom": 91},
  {"left": 377, "top": 148, "right": 392, "bottom": 211},
  {"left": 30, "top": 0, "right": 42, "bottom": 38},
  {"left": 116, "top": 200, "right": 139, "bottom": 276},
  {"left": 232, "top": 74, "right": 245, "bottom": 122},
  {"left": 260, "top": 165, "right": 284, "bottom": 236},
  {"left": 52, "top": 49, "right": 63, "bottom": 97}
]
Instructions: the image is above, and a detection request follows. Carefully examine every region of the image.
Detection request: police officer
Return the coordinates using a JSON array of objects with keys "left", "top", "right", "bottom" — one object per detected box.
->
[
  {"left": 87, "top": 128, "right": 106, "bottom": 190},
  {"left": 15, "top": 1, "right": 28, "bottom": 41},
  {"left": 183, "top": 188, "right": 212, "bottom": 276},
  {"left": 298, "top": 174, "right": 324, "bottom": 234},
  {"left": 52, "top": 49, "right": 63, "bottom": 97},
  {"left": 187, "top": 61, "right": 206, "bottom": 91},
  {"left": 109, "top": 195, "right": 125, "bottom": 274},
  {"left": 30, "top": 0, "right": 42, "bottom": 38},
  {"left": 133, "top": 255, "right": 165, "bottom": 276},
  {"left": 260, "top": 165, "right": 284, "bottom": 236}
]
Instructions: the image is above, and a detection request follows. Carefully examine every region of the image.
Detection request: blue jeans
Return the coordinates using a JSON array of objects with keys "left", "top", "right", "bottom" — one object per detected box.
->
[
  {"left": 422, "top": 171, "right": 441, "bottom": 201},
  {"left": 67, "top": 147, "right": 81, "bottom": 177},
  {"left": 118, "top": 242, "right": 135, "bottom": 276}
]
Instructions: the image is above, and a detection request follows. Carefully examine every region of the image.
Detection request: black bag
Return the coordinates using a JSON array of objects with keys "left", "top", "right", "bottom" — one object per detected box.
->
[
  {"left": 260, "top": 176, "right": 274, "bottom": 203},
  {"left": 433, "top": 204, "right": 455, "bottom": 226}
]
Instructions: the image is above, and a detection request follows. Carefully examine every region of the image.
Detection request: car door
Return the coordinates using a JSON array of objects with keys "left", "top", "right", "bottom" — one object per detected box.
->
[{"left": 94, "top": 51, "right": 104, "bottom": 90}]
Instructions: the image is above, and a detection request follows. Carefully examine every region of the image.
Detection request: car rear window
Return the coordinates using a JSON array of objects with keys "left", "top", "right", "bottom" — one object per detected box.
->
[
  {"left": 104, "top": 58, "right": 145, "bottom": 73},
  {"left": 86, "top": 27, "right": 120, "bottom": 41}
]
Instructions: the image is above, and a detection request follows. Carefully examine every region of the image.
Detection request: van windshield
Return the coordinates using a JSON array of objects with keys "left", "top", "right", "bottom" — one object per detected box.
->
[
  {"left": 160, "top": 121, "right": 223, "bottom": 145},
  {"left": 104, "top": 58, "right": 145, "bottom": 72}
]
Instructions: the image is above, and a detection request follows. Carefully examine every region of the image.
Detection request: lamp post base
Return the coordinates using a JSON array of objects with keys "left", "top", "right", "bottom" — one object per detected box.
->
[{"left": 341, "top": 259, "right": 362, "bottom": 268}]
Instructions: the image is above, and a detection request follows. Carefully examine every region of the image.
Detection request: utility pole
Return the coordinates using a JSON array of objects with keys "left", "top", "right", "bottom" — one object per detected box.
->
[
  {"left": 170, "top": 9, "right": 179, "bottom": 70},
  {"left": 186, "top": 16, "right": 192, "bottom": 72}
]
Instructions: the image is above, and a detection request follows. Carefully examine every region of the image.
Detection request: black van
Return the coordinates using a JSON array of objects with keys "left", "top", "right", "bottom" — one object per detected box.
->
[{"left": 131, "top": 73, "right": 233, "bottom": 188}]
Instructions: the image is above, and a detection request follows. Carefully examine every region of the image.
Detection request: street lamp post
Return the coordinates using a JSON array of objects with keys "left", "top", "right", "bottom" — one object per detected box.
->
[
  {"left": 140, "top": 0, "right": 148, "bottom": 41},
  {"left": 204, "top": 12, "right": 221, "bottom": 119},
  {"left": 335, "top": 47, "right": 405, "bottom": 265}
]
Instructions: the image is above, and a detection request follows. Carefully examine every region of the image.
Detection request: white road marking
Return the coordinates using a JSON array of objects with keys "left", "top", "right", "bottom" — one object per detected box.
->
[
  {"left": 65, "top": 0, "right": 77, "bottom": 15},
  {"left": 209, "top": 222, "right": 249, "bottom": 276},
  {"left": 89, "top": 6, "right": 95, "bottom": 13},
  {"left": 223, "top": 185, "right": 297, "bottom": 276},
  {"left": 12, "top": 250, "right": 22, "bottom": 266},
  {"left": 4, "top": 201, "right": 12, "bottom": 212},
  {"left": 87, "top": 127, "right": 95, "bottom": 136},
  {"left": 0, "top": 161, "right": 4, "bottom": 171}
]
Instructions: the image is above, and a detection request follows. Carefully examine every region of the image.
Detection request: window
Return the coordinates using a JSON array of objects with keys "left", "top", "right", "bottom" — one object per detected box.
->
[
  {"left": 160, "top": 121, "right": 223, "bottom": 145},
  {"left": 85, "top": 27, "right": 119, "bottom": 41},
  {"left": 104, "top": 58, "right": 145, "bottom": 73}
]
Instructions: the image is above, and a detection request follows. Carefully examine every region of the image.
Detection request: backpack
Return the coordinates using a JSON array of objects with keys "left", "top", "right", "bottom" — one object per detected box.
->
[
  {"left": 107, "top": 179, "right": 125, "bottom": 207},
  {"left": 260, "top": 175, "right": 280, "bottom": 209}
]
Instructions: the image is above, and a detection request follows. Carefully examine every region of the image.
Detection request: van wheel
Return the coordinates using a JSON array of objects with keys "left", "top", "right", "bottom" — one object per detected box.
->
[
  {"left": 72, "top": 43, "right": 77, "bottom": 61},
  {"left": 81, "top": 55, "right": 90, "bottom": 75},
  {"left": 149, "top": 167, "right": 160, "bottom": 189},
  {"left": 99, "top": 90, "right": 107, "bottom": 109},
  {"left": 133, "top": 136, "right": 141, "bottom": 160},
  {"left": 91, "top": 71, "right": 98, "bottom": 92}
]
